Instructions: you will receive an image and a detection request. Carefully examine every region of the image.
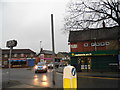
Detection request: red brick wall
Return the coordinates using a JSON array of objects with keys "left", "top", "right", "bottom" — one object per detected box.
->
[{"left": 70, "top": 40, "right": 110, "bottom": 52}]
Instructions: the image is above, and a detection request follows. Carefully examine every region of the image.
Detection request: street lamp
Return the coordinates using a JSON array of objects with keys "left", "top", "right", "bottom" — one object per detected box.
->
[
  {"left": 6, "top": 40, "right": 17, "bottom": 83},
  {"left": 51, "top": 14, "right": 56, "bottom": 86},
  {"left": 40, "top": 41, "right": 42, "bottom": 53}
]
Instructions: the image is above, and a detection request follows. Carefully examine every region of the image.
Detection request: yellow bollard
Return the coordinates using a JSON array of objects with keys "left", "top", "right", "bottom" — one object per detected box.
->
[{"left": 63, "top": 65, "right": 77, "bottom": 90}]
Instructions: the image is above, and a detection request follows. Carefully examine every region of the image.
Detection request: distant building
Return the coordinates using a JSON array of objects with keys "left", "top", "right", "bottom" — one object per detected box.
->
[
  {"left": 2, "top": 49, "right": 36, "bottom": 68},
  {"left": 57, "top": 52, "right": 70, "bottom": 61},
  {"left": 68, "top": 26, "right": 120, "bottom": 72},
  {"left": 37, "top": 48, "right": 55, "bottom": 64}
]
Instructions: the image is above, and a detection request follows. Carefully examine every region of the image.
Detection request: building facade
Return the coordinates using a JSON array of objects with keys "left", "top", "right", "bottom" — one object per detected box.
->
[
  {"left": 37, "top": 49, "right": 54, "bottom": 64},
  {"left": 57, "top": 52, "right": 70, "bottom": 63},
  {"left": 68, "top": 26, "right": 120, "bottom": 72},
  {"left": 2, "top": 49, "right": 36, "bottom": 68}
]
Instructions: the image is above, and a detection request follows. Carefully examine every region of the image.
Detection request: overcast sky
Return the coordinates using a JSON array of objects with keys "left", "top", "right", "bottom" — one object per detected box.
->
[{"left": 1, "top": 0, "right": 70, "bottom": 53}]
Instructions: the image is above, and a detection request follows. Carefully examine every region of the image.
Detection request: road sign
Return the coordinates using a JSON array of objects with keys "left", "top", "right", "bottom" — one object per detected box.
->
[{"left": 71, "top": 68, "right": 76, "bottom": 76}]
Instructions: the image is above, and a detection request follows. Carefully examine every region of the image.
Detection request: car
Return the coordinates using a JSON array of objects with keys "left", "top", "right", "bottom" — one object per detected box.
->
[
  {"left": 47, "top": 62, "right": 53, "bottom": 69},
  {"left": 57, "top": 62, "right": 68, "bottom": 73},
  {"left": 47, "top": 62, "right": 60, "bottom": 69},
  {"left": 34, "top": 62, "right": 47, "bottom": 73}
]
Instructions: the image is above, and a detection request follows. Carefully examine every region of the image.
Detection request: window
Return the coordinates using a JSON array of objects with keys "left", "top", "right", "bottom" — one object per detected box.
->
[
  {"left": 105, "top": 42, "right": 110, "bottom": 45},
  {"left": 70, "top": 44, "right": 77, "bottom": 48},
  {"left": 96, "top": 43, "right": 100, "bottom": 46},
  {"left": 21, "top": 54, "right": 24, "bottom": 57},
  {"left": 14, "top": 54, "right": 17, "bottom": 57},
  {"left": 91, "top": 43, "right": 95, "bottom": 46},
  {"left": 84, "top": 43, "right": 88, "bottom": 47},
  {"left": 30, "top": 54, "right": 34, "bottom": 57},
  {"left": 4, "top": 54, "right": 8, "bottom": 58},
  {"left": 100, "top": 42, "right": 105, "bottom": 46}
]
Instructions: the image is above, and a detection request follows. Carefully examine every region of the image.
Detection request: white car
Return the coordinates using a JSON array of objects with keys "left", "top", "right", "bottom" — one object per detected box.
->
[
  {"left": 47, "top": 62, "right": 53, "bottom": 69},
  {"left": 57, "top": 63, "right": 68, "bottom": 73},
  {"left": 34, "top": 62, "right": 47, "bottom": 73}
]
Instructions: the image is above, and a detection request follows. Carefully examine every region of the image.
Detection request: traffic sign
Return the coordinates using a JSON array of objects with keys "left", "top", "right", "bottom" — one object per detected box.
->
[{"left": 71, "top": 68, "right": 76, "bottom": 76}]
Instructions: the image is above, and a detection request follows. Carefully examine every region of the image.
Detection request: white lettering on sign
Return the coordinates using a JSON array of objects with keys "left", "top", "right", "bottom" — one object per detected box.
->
[{"left": 74, "top": 53, "right": 92, "bottom": 56}]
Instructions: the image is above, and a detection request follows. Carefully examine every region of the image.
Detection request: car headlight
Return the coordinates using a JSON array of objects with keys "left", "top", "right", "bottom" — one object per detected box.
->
[
  {"left": 34, "top": 65, "right": 38, "bottom": 69},
  {"left": 43, "top": 66, "right": 47, "bottom": 69}
]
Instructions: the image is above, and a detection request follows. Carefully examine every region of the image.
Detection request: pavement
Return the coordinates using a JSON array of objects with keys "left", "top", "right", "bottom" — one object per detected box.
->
[{"left": 2, "top": 70, "right": 120, "bottom": 89}]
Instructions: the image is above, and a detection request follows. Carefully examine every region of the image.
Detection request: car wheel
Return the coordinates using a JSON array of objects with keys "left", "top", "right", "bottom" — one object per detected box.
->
[
  {"left": 44, "top": 70, "right": 47, "bottom": 73},
  {"left": 35, "top": 71, "right": 37, "bottom": 73}
]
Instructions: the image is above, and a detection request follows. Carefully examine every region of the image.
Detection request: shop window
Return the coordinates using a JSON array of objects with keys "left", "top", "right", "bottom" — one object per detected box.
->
[{"left": 84, "top": 43, "right": 88, "bottom": 47}]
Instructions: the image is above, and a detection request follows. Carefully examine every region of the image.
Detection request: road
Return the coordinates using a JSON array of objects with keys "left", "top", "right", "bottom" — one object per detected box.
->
[{"left": 2, "top": 68, "right": 119, "bottom": 88}]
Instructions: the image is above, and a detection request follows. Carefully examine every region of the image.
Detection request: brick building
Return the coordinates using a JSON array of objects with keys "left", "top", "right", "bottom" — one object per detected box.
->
[
  {"left": 37, "top": 49, "right": 54, "bottom": 64},
  {"left": 2, "top": 49, "right": 36, "bottom": 68},
  {"left": 68, "top": 26, "right": 120, "bottom": 72}
]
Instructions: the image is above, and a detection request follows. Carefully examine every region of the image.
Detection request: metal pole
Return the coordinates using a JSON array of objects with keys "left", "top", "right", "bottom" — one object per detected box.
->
[
  {"left": 51, "top": 14, "right": 56, "bottom": 85},
  {"left": 8, "top": 47, "right": 13, "bottom": 83}
]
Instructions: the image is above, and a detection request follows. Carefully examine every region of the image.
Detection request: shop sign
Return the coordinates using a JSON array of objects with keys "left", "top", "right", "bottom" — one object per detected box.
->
[{"left": 74, "top": 53, "right": 92, "bottom": 56}]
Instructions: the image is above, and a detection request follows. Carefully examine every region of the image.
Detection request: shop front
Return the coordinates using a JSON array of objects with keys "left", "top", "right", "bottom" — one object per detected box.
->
[
  {"left": 10, "top": 58, "right": 35, "bottom": 68},
  {"left": 11, "top": 59, "right": 27, "bottom": 68},
  {"left": 70, "top": 50, "right": 119, "bottom": 72}
]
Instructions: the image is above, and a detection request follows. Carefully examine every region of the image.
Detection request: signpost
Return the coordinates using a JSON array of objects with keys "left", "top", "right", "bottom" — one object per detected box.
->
[{"left": 6, "top": 40, "right": 17, "bottom": 83}]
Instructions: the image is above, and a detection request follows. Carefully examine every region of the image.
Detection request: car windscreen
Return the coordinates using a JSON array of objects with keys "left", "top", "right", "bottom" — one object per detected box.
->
[{"left": 37, "top": 63, "right": 46, "bottom": 66}]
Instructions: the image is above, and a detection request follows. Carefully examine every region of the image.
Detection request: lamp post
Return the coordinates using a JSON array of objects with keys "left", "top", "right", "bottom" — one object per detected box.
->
[
  {"left": 40, "top": 41, "right": 42, "bottom": 53},
  {"left": 51, "top": 14, "right": 56, "bottom": 86}
]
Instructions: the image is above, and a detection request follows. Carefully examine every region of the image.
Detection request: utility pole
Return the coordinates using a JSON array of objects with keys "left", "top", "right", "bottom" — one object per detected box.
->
[{"left": 51, "top": 14, "right": 56, "bottom": 86}]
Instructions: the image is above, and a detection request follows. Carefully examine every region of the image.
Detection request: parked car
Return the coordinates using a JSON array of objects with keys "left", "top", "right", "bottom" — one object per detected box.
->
[
  {"left": 47, "top": 62, "right": 53, "bottom": 69},
  {"left": 57, "top": 62, "right": 68, "bottom": 73},
  {"left": 47, "top": 62, "right": 60, "bottom": 69},
  {"left": 34, "top": 62, "right": 47, "bottom": 73}
]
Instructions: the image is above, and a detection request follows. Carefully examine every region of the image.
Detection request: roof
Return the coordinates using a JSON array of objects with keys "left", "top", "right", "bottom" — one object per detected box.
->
[
  {"left": 42, "top": 50, "right": 53, "bottom": 55},
  {"left": 57, "top": 52, "right": 70, "bottom": 56},
  {"left": 38, "top": 50, "right": 54, "bottom": 55},
  {"left": 2, "top": 49, "right": 36, "bottom": 54},
  {"left": 68, "top": 26, "right": 120, "bottom": 42}
]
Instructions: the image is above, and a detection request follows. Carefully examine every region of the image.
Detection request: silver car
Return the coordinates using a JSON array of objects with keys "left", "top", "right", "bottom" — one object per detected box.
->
[{"left": 34, "top": 62, "right": 47, "bottom": 73}]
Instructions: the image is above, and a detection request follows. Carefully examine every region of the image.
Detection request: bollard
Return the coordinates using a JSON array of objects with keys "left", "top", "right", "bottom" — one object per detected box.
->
[{"left": 63, "top": 65, "right": 77, "bottom": 90}]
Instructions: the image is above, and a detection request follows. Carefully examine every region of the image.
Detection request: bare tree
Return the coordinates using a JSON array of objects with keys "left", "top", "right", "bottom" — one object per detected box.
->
[{"left": 64, "top": 0, "right": 120, "bottom": 31}]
